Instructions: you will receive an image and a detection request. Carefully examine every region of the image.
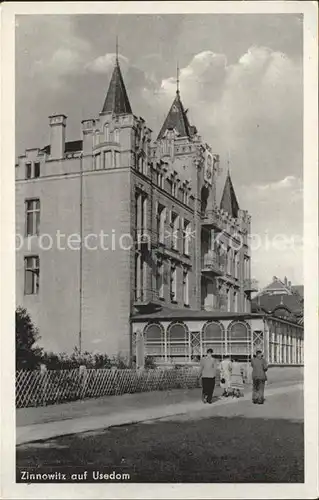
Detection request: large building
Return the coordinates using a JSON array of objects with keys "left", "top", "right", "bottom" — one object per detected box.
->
[{"left": 16, "top": 55, "right": 303, "bottom": 364}]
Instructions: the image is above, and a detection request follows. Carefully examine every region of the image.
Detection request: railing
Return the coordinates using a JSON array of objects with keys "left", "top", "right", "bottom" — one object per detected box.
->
[
  {"left": 134, "top": 288, "right": 159, "bottom": 304},
  {"left": 201, "top": 209, "right": 224, "bottom": 230},
  {"left": 15, "top": 367, "right": 202, "bottom": 408},
  {"left": 201, "top": 254, "right": 225, "bottom": 275}
]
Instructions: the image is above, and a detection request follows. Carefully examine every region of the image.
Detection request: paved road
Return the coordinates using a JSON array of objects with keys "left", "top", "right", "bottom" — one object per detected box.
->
[{"left": 16, "top": 384, "right": 304, "bottom": 483}]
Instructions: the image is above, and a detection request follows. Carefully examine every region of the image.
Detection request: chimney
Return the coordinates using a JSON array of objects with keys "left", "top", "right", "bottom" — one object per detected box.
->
[
  {"left": 49, "top": 114, "right": 67, "bottom": 159},
  {"left": 288, "top": 280, "right": 291, "bottom": 289},
  {"left": 284, "top": 276, "right": 288, "bottom": 286}
]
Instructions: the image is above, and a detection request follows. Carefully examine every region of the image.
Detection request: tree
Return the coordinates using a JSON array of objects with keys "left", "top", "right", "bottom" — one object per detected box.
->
[{"left": 16, "top": 307, "right": 42, "bottom": 370}]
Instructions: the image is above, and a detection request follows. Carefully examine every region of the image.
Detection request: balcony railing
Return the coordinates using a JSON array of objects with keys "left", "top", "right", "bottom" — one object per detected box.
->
[
  {"left": 201, "top": 254, "right": 225, "bottom": 275},
  {"left": 201, "top": 209, "right": 224, "bottom": 232},
  {"left": 133, "top": 288, "right": 159, "bottom": 305},
  {"left": 243, "top": 278, "right": 259, "bottom": 292}
]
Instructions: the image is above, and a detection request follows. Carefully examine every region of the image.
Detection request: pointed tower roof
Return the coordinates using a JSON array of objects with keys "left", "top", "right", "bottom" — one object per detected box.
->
[
  {"left": 157, "top": 90, "right": 195, "bottom": 140},
  {"left": 220, "top": 171, "right": 239, "bottom": 218},
  {"left": 101, "top": 56, "right": 132, "bottom": 115}
]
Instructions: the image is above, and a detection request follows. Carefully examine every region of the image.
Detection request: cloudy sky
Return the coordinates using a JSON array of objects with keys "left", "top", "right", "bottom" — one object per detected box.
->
[{"left": 16, "top": 14, "right": 303, "bottom": 288}]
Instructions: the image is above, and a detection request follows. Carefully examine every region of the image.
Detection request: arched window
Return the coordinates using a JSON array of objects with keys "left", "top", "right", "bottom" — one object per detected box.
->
[
  {"left": 94, "top": 130, "right": 100, "bottom": 147},
  {"left": 227, "top": 321, "right": 251, "bottom": 357},
  {"left": 167, "top": 322, "right": 189, "bottom": 361},
  {"left": 143, "top": 323, "right": 164, "bottom": 360},
  {"left": 113, "top": 128, "right": 120, "bottom": 143},
  {"left": 202, "top": 321, "right": 225, "bottom": 356},
  {"left": 104, "top": 124, "right": 109, "bottom": 142}
]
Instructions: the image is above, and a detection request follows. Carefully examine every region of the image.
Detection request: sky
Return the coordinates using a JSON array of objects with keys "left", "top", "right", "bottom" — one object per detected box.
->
[{"left": 15, "top": 14, "right": 303, "bottom": 288}]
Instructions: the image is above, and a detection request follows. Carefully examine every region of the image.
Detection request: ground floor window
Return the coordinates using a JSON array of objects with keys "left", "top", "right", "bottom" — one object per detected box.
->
[
  {"left": 202, "top": 321, "right": 225, "bottom": 356},
  {"left": 143, "top": 323, "right": 165, "bottom": 360},
  {"left": 167, "top": 322, "right": 189, "bottom": 362},
  {"left": 227, "top": 321, "right": 251, "bottom": 357}
]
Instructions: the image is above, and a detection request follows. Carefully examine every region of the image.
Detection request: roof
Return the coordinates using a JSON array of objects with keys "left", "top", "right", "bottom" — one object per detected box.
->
[
  {"left": 157, "top": 91, "right": 195, "bottom": 140},
  {"left": 132, "top": 306, "right": 262, "bottom": 322},
  {"left": 41, "top": 140, "right": 83, "bottom": 155},
  {"left": 219, "top": 172, "right": 239, "bottom": 218},
  {"left": 252, "top": 293, "right": 303, "bottom": 315},
  {"left": 101, "top": 59, "right": 132, "bottom": 115}
]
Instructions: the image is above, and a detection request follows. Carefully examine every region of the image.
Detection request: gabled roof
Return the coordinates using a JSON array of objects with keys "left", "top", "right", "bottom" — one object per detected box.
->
[
  {"left": 219, "top": 171, "right": 239, "bottom": 218},
  {"left": 101, "top": 58, "right": 132, "bottom": 115},
  {"left": 252, "top": 293, "right": 303, "bottom": 316},
  {"left": 157, "top": 91, "right": 195, "bottom": 140}
]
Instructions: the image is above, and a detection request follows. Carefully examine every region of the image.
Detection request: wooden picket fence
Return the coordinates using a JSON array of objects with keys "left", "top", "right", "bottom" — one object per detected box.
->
[{"left": 15, "top": 367, "right": 206, "bottom": 408}]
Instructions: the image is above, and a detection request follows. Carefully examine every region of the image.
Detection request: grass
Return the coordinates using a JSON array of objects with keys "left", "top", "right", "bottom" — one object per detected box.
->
[{"left": 16, "top": 414, "right": 304, "bottom": 483}]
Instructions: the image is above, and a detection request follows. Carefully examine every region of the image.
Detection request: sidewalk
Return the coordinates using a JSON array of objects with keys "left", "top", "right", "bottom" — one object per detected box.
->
[{"left": 16, "top": 380, "right": 303, "bottom": 446}]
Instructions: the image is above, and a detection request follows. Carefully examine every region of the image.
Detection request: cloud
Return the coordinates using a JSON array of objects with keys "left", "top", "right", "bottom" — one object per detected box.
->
[
  {"left": 148, "top": 46, "right": 303, "bottom": 187},
  {"left": 86, "top": 53, "right": 129, "bottom": 74},
  {"left": 16, "top": 16, "right": 92, "bottom": 89}
]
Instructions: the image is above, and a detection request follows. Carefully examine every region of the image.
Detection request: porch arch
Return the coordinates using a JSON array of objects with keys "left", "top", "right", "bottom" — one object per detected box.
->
[
  {"left": 143, "top": 322, "right": 165, "bottom": 359},
  {"left": 201, "top": 321, "right": 225, "bottom": 357}
]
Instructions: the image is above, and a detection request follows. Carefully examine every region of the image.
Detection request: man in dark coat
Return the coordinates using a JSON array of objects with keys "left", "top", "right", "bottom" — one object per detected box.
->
[{"left": 251, "top": 350, "right": 268, "bottom": 404}]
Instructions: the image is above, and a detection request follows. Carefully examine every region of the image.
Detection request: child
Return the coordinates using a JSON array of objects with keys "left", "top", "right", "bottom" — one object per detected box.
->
[{"left": 230, "top": 358, "right": 244, "bottom": 398}]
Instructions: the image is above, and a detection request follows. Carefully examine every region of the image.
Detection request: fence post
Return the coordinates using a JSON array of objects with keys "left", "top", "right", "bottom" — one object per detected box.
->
[
  {"left": 136, "top": 330, "right": 145, "bottom": 369},
  {"left": 79, "top": 364, "right": 88, "bottom": 398},
  {"left": 40, "top": 364, "right": 47, "bottom": 406}
]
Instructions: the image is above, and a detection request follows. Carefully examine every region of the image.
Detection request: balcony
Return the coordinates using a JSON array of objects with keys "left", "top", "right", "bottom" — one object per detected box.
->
[
  {"left": 134, "top": 229, "right": 158, "bottom": 250},
  {"left": 201, "top": 209, "right": 223, "bottom": 232},
  {"left": 243, "top": 278, "right": 259, "bottom": 293},
  {"left": 133, "top": 288, "right": 160, "bottom": 310},
  {"left": 201, "top": 253, "right": 224, "bottom": 276}
]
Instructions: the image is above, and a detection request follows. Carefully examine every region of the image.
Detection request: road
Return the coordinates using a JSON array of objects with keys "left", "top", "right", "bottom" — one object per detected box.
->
[{"left": 16, "top": 382, "right": 303, "bottom": 483}]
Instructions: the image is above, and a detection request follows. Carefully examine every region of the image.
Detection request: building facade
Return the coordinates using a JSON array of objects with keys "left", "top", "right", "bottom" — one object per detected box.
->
[
  {"left": 131, "top": 311, "right": 304, "bottom": 366},
  {"left": 16, "top": 56, "right": 259, "bottom": 357}
]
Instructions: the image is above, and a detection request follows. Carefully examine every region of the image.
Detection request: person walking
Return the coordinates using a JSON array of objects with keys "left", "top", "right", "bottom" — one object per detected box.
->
[
  {"left": 230, "top": 358, "right": 244, "bottom": 398},
  {"left": 220, "top": 355, "right": 232, "bottom": 397},
  {"left": 199, "top": 348, "right": 217, "bottom": 404},
  {"left": 251, "top": 350, "right": 268, "bottom": 404}
]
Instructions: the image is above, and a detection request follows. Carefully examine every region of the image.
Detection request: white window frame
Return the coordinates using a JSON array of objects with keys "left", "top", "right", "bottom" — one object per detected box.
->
[
  {"left": 24, "top": 256, "right": 40, "bottom": 295},
  {"left": 25, "top": 199, "right": 40, "bottom": 236}
]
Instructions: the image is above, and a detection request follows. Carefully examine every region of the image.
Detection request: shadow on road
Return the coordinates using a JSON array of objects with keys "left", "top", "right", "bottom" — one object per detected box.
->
[{"left": 16, "top": 414, "right": 304, "bottom": 483}]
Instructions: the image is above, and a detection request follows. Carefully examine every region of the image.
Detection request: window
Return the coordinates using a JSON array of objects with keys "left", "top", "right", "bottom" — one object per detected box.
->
[
  {"left": 104, "top": 151, "right": 112, "bottom": 169},
  {"left": 171, "top": 212, "right": 179, "bottom": 251},
  {"left": 25, "top": 163, "right": 32, "bottom": 179},
  {"left": 183, "top": 269, "right": 189, "bottom": 305},
  {"left": 24, "top": 256, "right": 39, "bottom": 295},
  {"left": 202, "top": 321, "right": 224, "bottom": 356},
  {"left": 183, "top": 220, "right": 191, "bottom": 255},
  {"left": 167, "top": 322, "right": 189, "bottom": 361},
  {"left": 113, "top": 128, "right": 120, "bottom": 143},
  {"left": 94, "top": 153, "right": 101, "bottom": 170},
  {"left": 144, "top": 323, "right": 165, "bottom": 359},
  {"left": 34, "top": 162, "right": 40, "bottom": 178},
  {"left": 158, "top": 204, "right": 166, "bottom": 244},
  {"left": 227, "top": 321, "right": 251, "bottom": 356},
  {"left": 25, "top": 199, "right": 40, "bottom": 236},
  {"left": 170, "top": 266, "right": 177, "bottom": 302},
  {"left": 167, "top": 179, "right": 173, "bottom": 194},
  {"left": 104, "top": 124, "right": 109, "bottom": 142},
  {"left": 172, "top": 181, "right": 178, "bottom": 198},
  {"left": 113, "top": 151, "right": 121, "bottom": 168},
  {"left": 156, "top": 261, "right": 164, "bottom": 299}
]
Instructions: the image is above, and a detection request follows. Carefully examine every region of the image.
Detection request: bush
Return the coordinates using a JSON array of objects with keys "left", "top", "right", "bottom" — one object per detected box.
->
[{"left": 16, "top": 307, "right": 43, "bottom": 370}]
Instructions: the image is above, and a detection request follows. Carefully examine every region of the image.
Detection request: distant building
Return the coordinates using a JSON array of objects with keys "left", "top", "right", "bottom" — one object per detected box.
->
[
  {"left": 16, "top": 55, "right": 303, "bottom": 365},
  {"left": 252, "top": 276, "right": 303, "bottom": 325}
]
